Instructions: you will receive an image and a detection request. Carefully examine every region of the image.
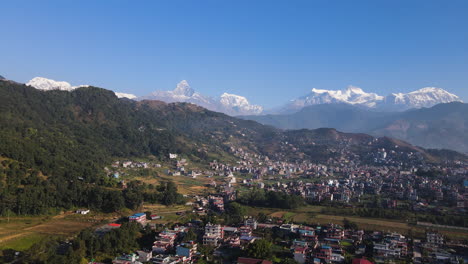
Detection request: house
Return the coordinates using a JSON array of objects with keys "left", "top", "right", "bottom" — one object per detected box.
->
[
  {"left": 151, "top": 254, "right": 181, "bottom": 264},
  {"left": 95, "top": 223, "right": 121, "bottom": 236},
  {"left": 176, "top": 241, "right": 197, "bottom": 259},
  {"left": 76, "top": 209, "right": 90, "bottom": 215},
  {"left": 239, "top": 226, "right": 252, "bottom": 237},
  {"left": 136, "top": 250, "right": 152, "bottom": 262},
  {"left": 112, "top": 253, "right": 142, "bottom": 264},
  {"left": 244, "top": 218, "right": 258, "bottom": 230},
  {"left": 129, "top": 213, "right": 146, "bottom": 224},
  {"left": 426, "top": 232, "right": 444, "bottom": 246},
  {"left": 352, "top": 258, "right": 373, "bottom": 264},
  {"left": 151, "top": 214, "right": 162, "bottom": 220},
  {"left": 293, "top": 246, "right": 308, "bottom": 264}
]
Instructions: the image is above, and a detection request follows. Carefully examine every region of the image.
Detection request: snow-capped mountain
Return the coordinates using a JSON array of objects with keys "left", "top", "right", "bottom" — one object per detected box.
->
[
  {"left": 26, "top": 77, "right": 136, "bottom": 99},
  {"left": 220, "top": 93, "right": 263, "bottom": 115},
  {"left": 285, "top": 86, "right": 383, "bottom": 112},
  {"left": 27, "top": 77, "right": 79, "bottom": 91},
  {"left": 382, "top": 87, "right": 462, "bottom": 110},
  {"left": 139, "top": 80, "right": 263, "bottom": 116},
  {"left": 115, "top": 92, "right": 137, "bottom": 99},
  {"left": 281, "top": 85, "right": 462, "bottom": 113}
]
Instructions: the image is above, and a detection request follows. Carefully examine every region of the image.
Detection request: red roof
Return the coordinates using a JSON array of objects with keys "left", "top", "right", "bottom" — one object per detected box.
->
[
  {"left": 352, "top": 258, "right": 373, "bottom": 264},
  {"left": 108, "top": 223, "right": 121, "bottom": 227},
  {"left": 237, "top": 257, "right": 272, "bottom": 264}
]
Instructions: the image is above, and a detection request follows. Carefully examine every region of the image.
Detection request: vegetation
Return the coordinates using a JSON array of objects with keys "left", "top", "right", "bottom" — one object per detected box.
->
[
  {"left": 13, "top": 222, "right": 146, "bottom": 263},
  {"left": 238, "top": 189, "right": 305, "bottom": 209},
  {"left": 246, "top": 239, "right": 273, "bottom": 260}
]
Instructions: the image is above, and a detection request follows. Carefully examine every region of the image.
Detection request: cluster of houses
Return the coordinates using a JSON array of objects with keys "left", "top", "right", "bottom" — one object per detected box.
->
[{"left": 97, "top": 210, "right": 466, "bottom": 264}]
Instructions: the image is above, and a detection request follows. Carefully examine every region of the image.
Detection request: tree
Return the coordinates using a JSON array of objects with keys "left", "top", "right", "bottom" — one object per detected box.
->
[
  {"left": 343, "top": 218, "right": 358, "bottom": 230},
  {"left": 246, "top": 239, "right": 272, "bottom": 260},
  {"left": 225, "top": 202, "right": 247, "bottom": 225},
  {"left": 183, "top": 228, "right": 197, "bottom": 242}
]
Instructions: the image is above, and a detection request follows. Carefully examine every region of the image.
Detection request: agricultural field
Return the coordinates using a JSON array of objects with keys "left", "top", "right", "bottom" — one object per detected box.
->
[
  {"left": 0, "top": 212, "right": 106, "bottom": 252},
  {"left": 246, "top": 205, "right": 468, "bottom": 240}
]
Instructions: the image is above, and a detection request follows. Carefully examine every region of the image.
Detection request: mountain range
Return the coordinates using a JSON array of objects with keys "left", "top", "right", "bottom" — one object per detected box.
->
[
  {"left": 138, "top": 80, "right": 263, "bottom": 116},
  {"left": 243, "top": 102, "right": 468, "bottom": 153},
  {"left": 278, "top": 85, "right": 462, "bottom": 114},
  {"left": 1, "top": 78, "right": 465, "bottom": 168},
  {"left": 5, "top": 75, "right": 467, "bottom": 153},
  {"left": 17, "top": 76, "right": 463, "bottom": 116}
]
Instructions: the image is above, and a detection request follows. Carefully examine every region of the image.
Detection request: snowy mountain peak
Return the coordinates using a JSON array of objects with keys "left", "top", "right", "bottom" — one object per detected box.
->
[
  {"left": 0, "top": 75, "right": 5, "bottom": 80},
  {"left": 115, "top": 92, "right": 137, "bottom": 99},
  {"left": 346, "top": 85, "right": 365, "bottom": 94},
  {"left": 26, "top": 77, "right": 136, "bottom": 100},
  {"left": 283, "top": 85, "right": 462, "bottom": 113},
  {"left": 27, "top": 77, "right": 75, "bottom": 91},
  {"left": 173, "top": 80, "right": 195, "bottom": 97},
  {"left": 385, "top": 86, "right": 462, "bottom": 109},
  {"left": 220, "top": 93, "right": 263, "bottom": 115},
  {"left": 140, "top": 82, "right": 263, "bottom": 116}
]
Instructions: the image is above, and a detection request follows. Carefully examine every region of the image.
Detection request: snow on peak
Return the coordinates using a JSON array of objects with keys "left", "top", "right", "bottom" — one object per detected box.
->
[
  {"left": 115, "top": 92, "right": 137, "bottom": 99},
  {"left": 292, "top": 85, "right": 383, "bottom": 109},
  {"left": 140, "top": 81, "right": 263, "bottom": 116},
  {"left": 386, "top": 86, "right": 462, "bottom": 108},
  {"left": 284, "top": 85, "right": 462, "bottom": 113},
  {"left": 27, "top": 77, "right": 75, "bottom": 91},
  {"left": 173, "top": 80, "right": 195, "bottom": 97},
  {"left": 220, "top": 93, "right": 263, "bottom": 114},
  {"left": 26, "top": 77, "right": 137, "bottom": 100}
]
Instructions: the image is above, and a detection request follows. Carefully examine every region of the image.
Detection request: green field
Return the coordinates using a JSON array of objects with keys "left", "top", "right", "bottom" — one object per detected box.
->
[
  {"left": 245, "top": 205, "right": 468, "bottom": 240},
  {"left": 0, "top": 213, "right": 105, "bottom": 252}
]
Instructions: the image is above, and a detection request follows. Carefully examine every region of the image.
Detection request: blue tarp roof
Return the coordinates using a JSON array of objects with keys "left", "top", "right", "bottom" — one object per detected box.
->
[{"left": 131, "top": 213, "right": 145, "bottom": 217}]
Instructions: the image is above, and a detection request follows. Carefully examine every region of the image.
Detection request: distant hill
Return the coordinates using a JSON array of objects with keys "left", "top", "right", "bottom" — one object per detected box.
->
[{"left": 243, "top": 102, "right": 468, "bottom": 153}]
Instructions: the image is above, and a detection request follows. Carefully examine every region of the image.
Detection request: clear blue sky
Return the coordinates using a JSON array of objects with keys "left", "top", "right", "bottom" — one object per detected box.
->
[{"left": 1, "top": 0, "right": 467, "bottom": 106}]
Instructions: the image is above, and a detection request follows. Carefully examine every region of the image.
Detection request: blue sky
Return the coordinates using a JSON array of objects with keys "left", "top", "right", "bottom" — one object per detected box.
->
[{"left": 1, "top": 0, "right": 467, "bottom": 107}]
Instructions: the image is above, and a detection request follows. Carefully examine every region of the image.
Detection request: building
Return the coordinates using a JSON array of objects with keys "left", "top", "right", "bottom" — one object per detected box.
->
[
  {"left": 203, "top": 223, "right": 224, "bottom": 246},
  {"left": 176, "top": 241, "right": 197, "bottom": 259},
  {"left": 112, "top": 253, "right": 141, "bottom": 264},
  {"left": 426, "top": 232, "right": 444, "bottom": 246},
  {"left": 76, "top": 209, "right": 90, "bottom": 215},
  {"left": 244, "top": 218, "right": 258, "bottom": 230},
  {"left": 136, "top": 250, "right": 152, "bottom": 262},
  {"left": 129, "top": 213, "right": 146, "bottom": 224}
]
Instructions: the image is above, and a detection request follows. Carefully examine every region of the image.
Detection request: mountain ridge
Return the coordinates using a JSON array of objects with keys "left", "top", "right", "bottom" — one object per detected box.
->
[{"left": 243, "top": 102, "right": 468, "bottom": 153}]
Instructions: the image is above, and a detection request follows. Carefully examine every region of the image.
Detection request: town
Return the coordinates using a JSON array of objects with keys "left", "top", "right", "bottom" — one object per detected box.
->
[{"left": 84, "top": 144, "right": 468, "bottom": 264}]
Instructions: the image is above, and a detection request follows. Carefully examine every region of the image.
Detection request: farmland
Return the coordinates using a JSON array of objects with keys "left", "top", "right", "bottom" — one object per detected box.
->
[{"left": 0, "top": 213, "right": 103, "bottom": 252}]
